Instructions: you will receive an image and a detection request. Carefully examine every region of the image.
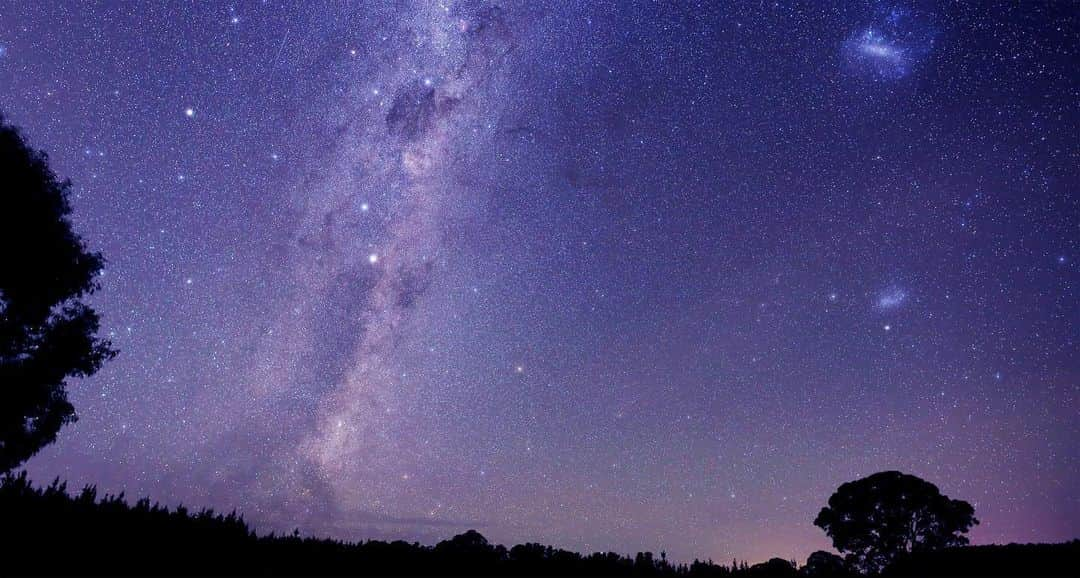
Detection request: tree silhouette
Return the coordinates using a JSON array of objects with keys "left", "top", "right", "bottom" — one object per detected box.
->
[
  {"left": 801, "top": 551, "right": 848, "bottom": 577},
  {"left": 747, "top": 558, "right": 796, "bottom": 577},
  {"left": 0, "top": 116, "right": 116, "bottom": 473},
  {"left": 813, "top": 471, "right": 977, "bottom": 574}
]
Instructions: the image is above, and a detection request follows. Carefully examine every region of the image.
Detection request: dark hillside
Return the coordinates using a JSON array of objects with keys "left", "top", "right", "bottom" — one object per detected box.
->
[
  {"left": 3, "top": 474, "right": 1075, "bottom": 576},
  {"left": 884, "top": 541, "right": 1080, "bottom": 577}
]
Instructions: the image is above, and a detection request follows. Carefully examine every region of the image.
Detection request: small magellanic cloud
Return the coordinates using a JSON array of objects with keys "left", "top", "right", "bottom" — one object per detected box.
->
[{"left": 876, "top": 287, "right": 908, "bottom": 310}]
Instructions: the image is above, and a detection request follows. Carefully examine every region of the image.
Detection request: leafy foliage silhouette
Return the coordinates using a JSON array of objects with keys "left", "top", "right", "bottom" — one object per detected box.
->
[
  {"left": 0, "top": 116, "right": 116, "bottom": 473},
  {"left": 814, "top": 471, "right": 978, "bottom": 574}
]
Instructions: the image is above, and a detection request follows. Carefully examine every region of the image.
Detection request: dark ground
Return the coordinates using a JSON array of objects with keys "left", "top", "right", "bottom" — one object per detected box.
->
[{"left": 2, "top": 473, "right": 1075, "bottom": 576}]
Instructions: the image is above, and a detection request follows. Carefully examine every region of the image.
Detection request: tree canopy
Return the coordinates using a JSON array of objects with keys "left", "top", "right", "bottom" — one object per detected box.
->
[
  {"left": 814, "top": 471, "right": 977, "bottom": 574},
  {"left": 0, "top": 116, "right": 116, "bottom": 473}
]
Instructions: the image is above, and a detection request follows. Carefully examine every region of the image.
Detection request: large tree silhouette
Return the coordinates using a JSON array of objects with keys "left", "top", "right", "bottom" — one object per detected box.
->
[
  {"left": 0, "top": 116, "right": 116, "bottom": 473},
  {"left": 814, "top": 471, "right": 977, "bottom": 574}
]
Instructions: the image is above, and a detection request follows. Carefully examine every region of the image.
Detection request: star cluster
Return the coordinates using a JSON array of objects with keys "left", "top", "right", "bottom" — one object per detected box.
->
[{"left": 0, "top": 0, "right": 1076, "bottom": 565}]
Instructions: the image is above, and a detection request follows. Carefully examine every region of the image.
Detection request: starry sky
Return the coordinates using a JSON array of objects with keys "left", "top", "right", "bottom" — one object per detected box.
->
[{"left": 1, "top": 0, "right": 1077, "bottom": 565}]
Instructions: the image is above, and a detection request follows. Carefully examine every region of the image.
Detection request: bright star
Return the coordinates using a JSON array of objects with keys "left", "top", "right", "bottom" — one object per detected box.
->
[
  {"left": 184, "top": 108, "right": 195, "bottom": 117},
  {"left": 368, "top": 253, "right": 379, "bottom": 264}
]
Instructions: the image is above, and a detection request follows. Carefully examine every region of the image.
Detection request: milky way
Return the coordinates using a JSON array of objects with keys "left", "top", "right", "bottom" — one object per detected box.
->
[
  {"left": 296, "top": 4, "right": 516, "bottom": 524},
  {"left": 205, "top": 2, "right": 522, "bottom": 533},
  {"left": 2, "top": 0, "right": 1077, "bottom": 564}
]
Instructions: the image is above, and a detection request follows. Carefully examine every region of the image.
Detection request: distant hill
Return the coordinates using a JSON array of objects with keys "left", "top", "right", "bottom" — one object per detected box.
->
[
  {"left": 2, "top": 473, "right": 1074, "bottom": 576},
  {"left": 884, "top": 540, "right": 1080, "bottom": 577}
]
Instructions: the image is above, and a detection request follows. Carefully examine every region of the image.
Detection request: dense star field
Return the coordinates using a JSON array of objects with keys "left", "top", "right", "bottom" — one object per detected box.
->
[{"left": 1, "top": 0, "right": 1076, "bottom": 564}]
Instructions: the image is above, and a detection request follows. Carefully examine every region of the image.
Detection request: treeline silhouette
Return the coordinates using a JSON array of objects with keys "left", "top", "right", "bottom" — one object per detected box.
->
[
  {"left": 0, "top": 472, "right": 780, "bottom": 576},
  {"left": 3, "top": 473, "right": 1075, "bottom": 576},
  {"left": 1, "top": 472, "right": 790, "bottom": 576}
]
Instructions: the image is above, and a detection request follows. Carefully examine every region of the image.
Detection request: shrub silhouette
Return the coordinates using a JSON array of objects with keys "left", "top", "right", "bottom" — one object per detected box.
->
[
  {"left": 814, "top": 471, "right": 977, "bottom": 574},
  {"left": 0, "top": 116, "right": 116, "bottom": 473}
]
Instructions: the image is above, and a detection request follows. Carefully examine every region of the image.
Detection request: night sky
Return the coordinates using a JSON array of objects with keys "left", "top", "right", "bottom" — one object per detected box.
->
[{"left": 1, "top": 0, "right": 1077, "bottom": 564}]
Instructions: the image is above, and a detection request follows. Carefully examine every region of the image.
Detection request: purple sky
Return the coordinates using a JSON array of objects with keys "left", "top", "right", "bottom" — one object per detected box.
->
[{"left": 1, "top": 0, "right": 1076, "bottom": 564}]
